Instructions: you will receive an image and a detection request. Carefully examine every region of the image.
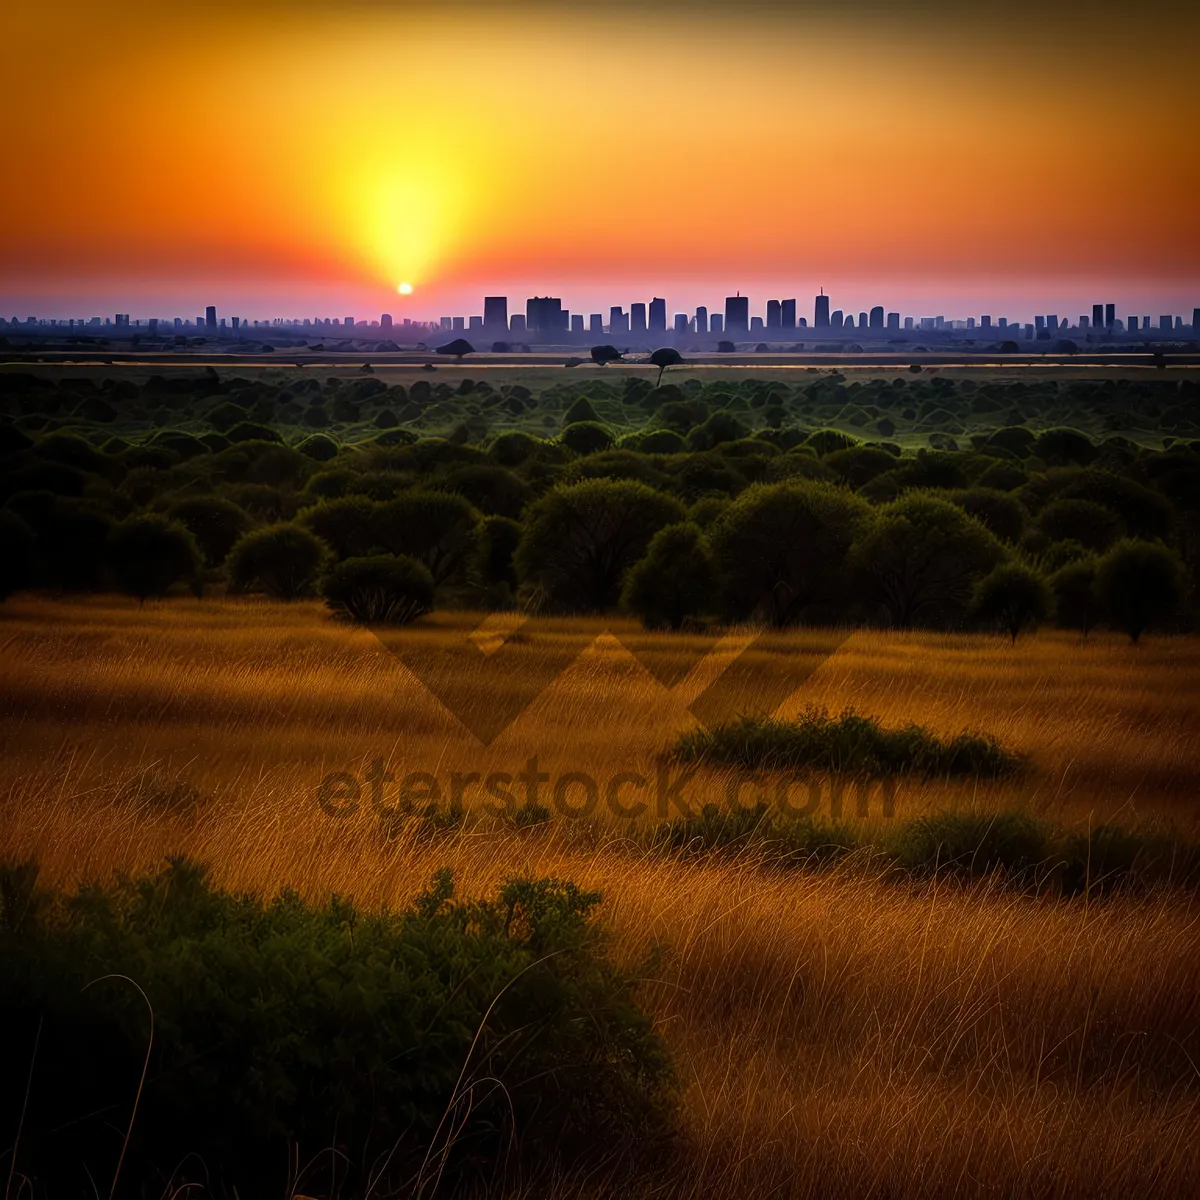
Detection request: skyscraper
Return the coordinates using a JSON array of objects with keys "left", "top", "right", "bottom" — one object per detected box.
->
[
  {"left": 725, "top": 295, "right": 749, "bottom": 334},
  {"left": 710, "top": 314, "right": 724, "bottom": 334},
  {"left": 869, "top": 306, "right": 884, "bottom": 331},
  {"left": 609, "top": 307, "right": 628, "bottom": 335},
  {"left": 571, "top": 314, "right": 584, "bottom": 334},
  {"left": 205, "top": 305, "right": 217, "bottom": 331},
  {"left": 858, "top": 312, "right": 868, "bottom": 330},
  {"left": 673, "top": 313, "right": 688, "bottom": 335},
  {"left": 483, "top": 296, "right": 508, "bottom": 329},
  {"left": 1193, "top": 308, "right": 1200, "bottom": 332},
  {"left": 1160, "top": 315, "right": 1172, "bottom": 331},
  {"left": 526, "top": 296, "right": 564, "bottom": 334},
  {"left": 589, "top": 314, "right": 603, "bottom": 335},
  {"left": 781, "top": 299, "right": 796, "bottom": 329},
  {"left": 1105, "top": 304, "right": 1116, "bottom": 329},
  {"left": 814, "top": 291, "right": 830, "bottom": 328},
  {"left": 888, "top": 312, "right": 900, "bottom": 331},
  {"left": 630, "top": 303, "right": 647, "bottom": 335},
  {"left": 766, "top": 299, "right": 781, "bottom": 329},
  {"left": 830, "top": 310, "right": 843, "bottom": 329},
  {"left": 649, "top": 297, "right": 666, "bottom": 333},
  {"left": 1128, "top": 316, "right": 1139, "bottom": 331},
  {"left": 695, "top": 306, "right": 708, "bottom": 333},
  {"left": 381, "top": 313, "right": 393, "bottom": 329},
  {"left": 1092, "top": 304, "right": 1104, "bottom": 330}
]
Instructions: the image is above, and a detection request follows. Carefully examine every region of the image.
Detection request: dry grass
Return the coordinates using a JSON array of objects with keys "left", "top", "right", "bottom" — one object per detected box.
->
[{"left": 2, "top": 595, "right": 1199, "bottom": 1198}]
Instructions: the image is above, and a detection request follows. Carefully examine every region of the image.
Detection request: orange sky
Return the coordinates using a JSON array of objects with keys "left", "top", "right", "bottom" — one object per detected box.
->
[{"left": 3, "top": 1, "right": 1197, "bottom": 321}]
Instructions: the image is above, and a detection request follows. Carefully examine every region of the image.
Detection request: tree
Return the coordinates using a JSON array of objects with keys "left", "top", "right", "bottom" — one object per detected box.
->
[
  {"left": 298, "top": 496, "right": 379, "bottom": 560},
  {"left": 590, "top": 345, "right": 623, "bottom": 366},
  {"left": 370, "top": 490, "right": 480, "bottom": 586},
  {"left": 621, "top": 522, "right": 715, "bottom": 630},
  {"left": 227, "top": 523, "right": 330, "bottom": 599},
  {"left": 948, "top": 488, "right": 1030, "bottom": 544},
  {"left": 476, "top": 515, "right": 523, "bottom": 589},
  {"left": 107, "top": 514, "right": 201, "bottom": 601},
  {"left": 321, "top": 555, "right": 434, "bottom": 624},
  {"left": 167, "top": 496, "right": 251, "bottom": 567},
  {"left": 709, "top": 480, "right": 871, "bottom": 626},
  {"left": 648, "top": 347, "right": 683, "bottom": 387},
  {"left": 1049, "top": 558, "right": 1100, "bottom": 635},
  {"left": 0, "top": 509, "right": 35, "bottom": 601},
  {"left": 972, "top": 563, "right": 1052, "bottom": 642},
  {"left": 849, "top": 493, "right": 1007, "bottom": 628},
  {"left": 435, "top": 338, "right": 474, "bottom": 358},
  {"left": 516, "top": 479, "right": 685, "bottom": 611},
  {"left": 1094, "top": 539, "right": 1187, "bottom": 642}
]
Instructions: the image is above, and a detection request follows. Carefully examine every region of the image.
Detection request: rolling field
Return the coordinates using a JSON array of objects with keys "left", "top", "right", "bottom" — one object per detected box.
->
[{"left": 2, "top": 597, "right": 1199, "bottom": 1197}]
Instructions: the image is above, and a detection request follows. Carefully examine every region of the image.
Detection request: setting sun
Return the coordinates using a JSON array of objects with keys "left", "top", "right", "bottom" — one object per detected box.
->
[{"left": 398, "top": 282, "right": 413, "bottom": 295}]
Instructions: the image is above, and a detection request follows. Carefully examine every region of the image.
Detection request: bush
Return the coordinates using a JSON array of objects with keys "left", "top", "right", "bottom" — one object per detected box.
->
[
  {"left": 0, "top": 509, "right": 35, "bottom": 600},
  {"left": 477, "top": 514, "right": 523, "bottom": 588},
  {"left": 322, "top": 554, "right": 434, "bottom": 624},
  {"left": 561, "top": 420, "right": 615, "bottom": 455},
  {"left": 672, "top": 707, "right": 1021, "bottom": 779},
  {"left": 850, "top": 493, "right": 1006, "bottom": 628},
  {"left": 517, "top": 480, "right": 685, "bottom": 611},
  {"left": 227, "top": 523, "right": 330, "bottom": 599},
  {"left": 0, "top": 860, "right": 673, "bottom": 1197},
  {"left": 949, "top": 488, "right": 1030, "bottom": 543},
  {"left": 167, "top": 496, "right": 251, "bottom": 567},
  {"left": 644, "top": 803, "right": 858, "bottom": 865},
  {"left": 972, "top": 562, "right": 1053, "bottom": 641},
  {"left": 709, "top": 480, "right": 870, "bottom": 626},
  {"left": 3, "top": 494, "right": 114, "bottom": 588},
  {"left": 371, "top": 490, "right": 480, "bottom": 586},
  {"left": 1036, "top": 498, "right": 1120, "bottom": 552},
  {"left": 107, "top": 514, "right": 202, "bottom": 600},
  {"left": 621, "top": 522, "right": 715, "bottom": 629},
  {"left": 892, "top": 811, "right": 1051, "bottom": 879},
  {"left": 1049, "top": 558, "right": 1101, "bottom": 632},
  {"left": 1094, "top": 538, "right": 1187, "bottom": 641}
]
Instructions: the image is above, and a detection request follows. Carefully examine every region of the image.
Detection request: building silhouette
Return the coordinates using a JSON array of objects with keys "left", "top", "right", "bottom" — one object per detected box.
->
[
  {"left": 610, "top": 306, "right": 628, "bottom": 335},
  {"left": 766, "top": 299, "right": 781, "bottom": 329},
  {"left": 830, "top": 310, "right": 843, "bottom": 329},
  {"left": 381, "top": 313, "right": 393, "bottom": 329},
  {"left": 1105, "top": 304, "right": 1115, "bottom": 329},
  {"left": 725, "top": 295, "right": 749, "bottom": 334},
  {"left": 1194, "top": 308, "right": 1200, "bottom": 332},
  {"left": 673, "top": 313, "right": 688, "bottom": 336},
  {"left": 781, "top": 299, "right": 796, "bottom": 329},
  {"left": 814, "top": 291, "right": 830, "bottom": 328},
  {"left": 695, "top": 306, "right": 708, "bottom": 333},
  {"left": 1092, "top": 304, "right": 1104, "bottom": 330},
  {"left": 630, "top": 303, "right": 647, "bottom": 335},
  {"left": 710, "top": 314, "right": 724, "bottom": 334},
  {"left": 205, "top": 305, "right": 217, "bottom": 331},
  {"left": 483, "top": 296, "right": 508, "bottom": 329},
  {"left": 571, "top": 314, "right": 584, "bottom": 334},
  {"left": 526, "top": 296, "right": 565, "bottom": 334},
  {"left": 1128, "top": 316, "right": 1139, "bottom": 331},
  {"left": 1160, "top": 314, "right": 1172, "bottom": 331},
  {"left": 649, "top": 297, "right": 666, "bottom": 334},
  {"left": 869, "top": 306, "right": 884, "bottom": 331},
  {"left": 589, "top": 314, "right": 603, "bottom": 335},
  {"left": 888, "top": 312, "right": 900, "bottom": 331}
]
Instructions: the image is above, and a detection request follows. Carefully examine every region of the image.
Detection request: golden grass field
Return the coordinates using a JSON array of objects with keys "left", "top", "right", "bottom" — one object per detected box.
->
[{"left": 2, "top": 596, "right": 1199, "bottom": 1198}]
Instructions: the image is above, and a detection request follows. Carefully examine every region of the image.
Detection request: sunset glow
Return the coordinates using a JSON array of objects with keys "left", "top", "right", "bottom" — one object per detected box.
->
[{"left": 4, "top": 0, "right": 1197, "bottom": 320}]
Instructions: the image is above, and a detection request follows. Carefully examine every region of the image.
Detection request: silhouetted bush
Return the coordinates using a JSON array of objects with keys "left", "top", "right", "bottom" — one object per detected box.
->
[
  {"left": 227, "top": 523, "right": 330, "bottom": 599},
  {"left": 0, "top": 509, "right": 35, "bottom": 600},
  {"left": 710, "top": 481, "right": 870, "bottom": 626},
  {"left": 892, "top": 812, "right": 1050, "bottom": 879},
  {"left": 1036, "top": 498, "right": 1120, "bottom": 552},
  {"left": 561, "top": 420, "right": 615, "bottom": 455},
  {"left": 1094, "top": 538, "right": 1188, "bottom": 641},
  {"left": 107, "top": 514, "right": 201, "bottom": 600},
  {"left": 371, "top": 490, "right": 480, "bottom": 586},
  {"left": 167, "top": 496, "right": 251, "bottom": 567},
  {"left": 622, "top": 522, "right": 715, "bottom": 629},
  {"left": 971, "top": 562, "right": 1053, "bottom": 641},
  {"left": 322, "top": 554, "right": 434, "bottom": 624},
  {"left": 0, "top": 860, "right": 673, "bottom": 1197},
  {"left": 673, "top": 707, "right": 1021, "bottom": 779},
  {"left": 517, "top": 480, "right": 685, "bottom": 610}
]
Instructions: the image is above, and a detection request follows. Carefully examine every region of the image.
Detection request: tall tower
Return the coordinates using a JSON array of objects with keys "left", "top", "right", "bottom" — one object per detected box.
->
[
  {"left": 814, "top": 290, "right": 830, "bottom": 328},
  {"left": 724, "top": 294, "right": 749, "bottom": 334},
  {"left": 648, "top": 297, "right": 666, "bottom": 334},
  {"left": 780, "top": 299, "right": 796, "bottom": 329},
  {"left": 205, "top": 305, "right": 217, "bottom": 331},
  {"left": 483, "top": 296, "right": 508, "bottom": 330}
]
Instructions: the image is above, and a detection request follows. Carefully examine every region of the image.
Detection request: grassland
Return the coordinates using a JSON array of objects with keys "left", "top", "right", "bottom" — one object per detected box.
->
[{"left": 2, "top": 597, "right": 1198, "bottom": 1197}]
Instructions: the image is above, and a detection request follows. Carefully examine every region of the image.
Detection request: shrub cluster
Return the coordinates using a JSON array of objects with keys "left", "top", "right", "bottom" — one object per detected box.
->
[{"left": 0, "top": 859, "right": 673, "bottom": 1198}]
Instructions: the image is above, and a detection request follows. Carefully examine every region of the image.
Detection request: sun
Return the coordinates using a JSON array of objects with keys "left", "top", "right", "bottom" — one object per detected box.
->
[{"left": 397, "top": 282, "right": 413, "bottom": 295}]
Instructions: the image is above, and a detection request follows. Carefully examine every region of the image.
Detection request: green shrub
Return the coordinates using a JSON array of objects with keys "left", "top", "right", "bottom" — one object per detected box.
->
[
  {"left": 167, "top": 496, "right": 251, "bottom": 567},
  {"left": 621, "top": 522, "right": 715, "bottom": 629},
  {"left": 0, "top": 860, "right": 673, "bottom": 1197},
  {"left": 322, "top": 554, "right": 434, "bottom": 624},
  {"left": 561, "top": 420, "right": 615, "bottom": 455},
  {"left": 672, "top": 707, "right": 1021, "bottom": 779},
  {"left": 971, "top": 562, "right": 1053, "bottom": 641},
  {"left": 891, "top": 811, "right": 1051, "bottom": 879},
  {"left": 107, "top": 514, "right": 201, "bottom": 600},
  {"left": 1095, "top": 538, "right": 1187, "bottom": 641},
  {"left": 227, "top": 523, "right": 330, "bottom": 599}
]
